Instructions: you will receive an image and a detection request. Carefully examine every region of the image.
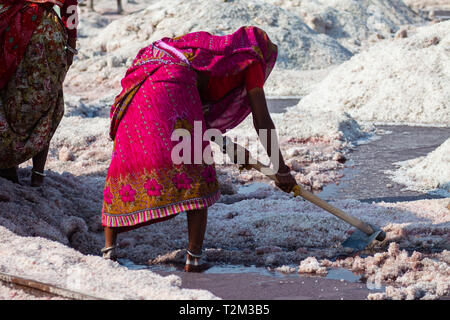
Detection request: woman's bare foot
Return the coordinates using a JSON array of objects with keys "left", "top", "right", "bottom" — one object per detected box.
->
[
  {"left": 0, "top": 167, "right": 19, "bottom": 183},
  {"left": 184, "top": 250, "right": 212, "bottom": 273}
]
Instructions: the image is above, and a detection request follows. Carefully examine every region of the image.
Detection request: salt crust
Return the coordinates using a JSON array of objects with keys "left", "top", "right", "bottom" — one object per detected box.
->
[
  {"left": 387, "top": 138, "right": 450, "bottom": 195},
  {"left": 0, "top": 226, "right": 218, "bottom": 300},
  {"left": 295, "top": 20, "right": 450, "bottom": 125},
  {"left": 326, "top": 243, "right": 450, "bottom": 300},
  {"left": 1, "top": 166, "right": 448, "bottom": 299}
]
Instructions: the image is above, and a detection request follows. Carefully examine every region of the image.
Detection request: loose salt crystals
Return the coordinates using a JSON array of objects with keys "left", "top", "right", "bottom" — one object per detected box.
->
[
  {"left": 298, "top": 257, "right": 328, "bottom": 275},
  {"left": 275, "top": 265, "right": 297, "bottom": 274},
  {"left": 326, "top": 243, "right": 450, "bottom": 300}
]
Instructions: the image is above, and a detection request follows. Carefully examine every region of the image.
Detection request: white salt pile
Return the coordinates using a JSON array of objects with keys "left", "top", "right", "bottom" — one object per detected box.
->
[
  {"left": 404, "top": 0, "right": 450, "bottom": 12},
  {"left": 226, "top": 103, "right": 373, "bottom": 153},
  {"left": 0, "top": 226, "right": 218, "bottom": 300},
  {"left": 263, "top": 66, "right": 334, "bottom": 97},
  {"left": 66, "top": 0, "right": 353, "bottom": 101},
  {"left": 387, "top": 138, "right": 450, "bottom": 196},
  {"left": 265, "top": 0, "right": 425, "bottom": 53},
  {"left": 295, "top": 20, "right": 450, "bottom": 125},
  {"left": 92, "top": 0, "right": 352, "bottom": 69}
]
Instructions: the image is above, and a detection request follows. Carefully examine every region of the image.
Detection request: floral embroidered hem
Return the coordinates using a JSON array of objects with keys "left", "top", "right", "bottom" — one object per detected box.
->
[{"left": 102, "top": 190, "right": 220, "bottom": 227}]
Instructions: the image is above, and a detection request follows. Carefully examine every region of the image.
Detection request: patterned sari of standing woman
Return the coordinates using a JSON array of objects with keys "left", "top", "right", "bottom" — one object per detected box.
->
[{"left": 0, "top": 0, "right": 78, "bottom": 186}]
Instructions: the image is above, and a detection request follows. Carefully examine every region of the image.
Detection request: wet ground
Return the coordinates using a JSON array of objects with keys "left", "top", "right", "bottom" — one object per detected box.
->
[
  {"left": 122, "top": 259, "right": 382, "bottom": 300},
  {"left": 154, "top": 267, "right": 378, "bottom": 300},
  {"left": 124, "top": 99, "right": 450, "bottom": 300},
  {"left": 320, "top": 125, "right": 450, "bottom": 203}
]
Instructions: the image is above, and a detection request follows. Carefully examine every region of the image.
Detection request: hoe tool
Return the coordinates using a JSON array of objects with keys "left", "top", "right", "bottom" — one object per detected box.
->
[{"left": 222, "top": 137, "right": 386, "bottom": 251}]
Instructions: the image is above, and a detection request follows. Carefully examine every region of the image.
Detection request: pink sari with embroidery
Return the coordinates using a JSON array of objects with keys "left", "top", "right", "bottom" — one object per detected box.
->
[{"left": 102, "top": 26, "right": 277, "bottom": 228}]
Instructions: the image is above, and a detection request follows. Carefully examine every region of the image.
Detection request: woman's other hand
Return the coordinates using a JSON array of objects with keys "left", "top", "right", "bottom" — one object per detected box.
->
[
  {"left": 275, "top": 165, "right": 297, "bottom": 193},
  {"left": 66, "top": 37, "right": 77, "bottom": 67}
]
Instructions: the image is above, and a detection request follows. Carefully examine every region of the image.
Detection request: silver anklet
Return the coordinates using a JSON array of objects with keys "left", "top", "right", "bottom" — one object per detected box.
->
[
  {"left": 101, "top": 245, "right": 117, "bottom": 260},
  {"left": 186, "top": 249, "right": 202, "bottom": 259},
  {"left": 101, "top": 245, "right": 117, "bottom": 253},
  {"left": 32, "top": 170, "right": 46, "bottom": 177}
]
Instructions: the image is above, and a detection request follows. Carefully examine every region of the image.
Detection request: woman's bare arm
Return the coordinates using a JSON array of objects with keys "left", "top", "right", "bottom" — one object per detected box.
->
[{"left": 248, "top": 87, "right": 297, "bottom": 192}]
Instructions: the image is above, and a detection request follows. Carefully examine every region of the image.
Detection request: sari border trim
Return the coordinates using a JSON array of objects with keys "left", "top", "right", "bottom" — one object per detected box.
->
[{"left": 102, "top": 190, "right": 220, "bottom": 227}]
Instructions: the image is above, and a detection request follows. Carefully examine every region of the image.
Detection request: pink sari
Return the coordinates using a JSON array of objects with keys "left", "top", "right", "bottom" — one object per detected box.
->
[{"left": 103, "top": 26, "right": 277, "bottom": 228}]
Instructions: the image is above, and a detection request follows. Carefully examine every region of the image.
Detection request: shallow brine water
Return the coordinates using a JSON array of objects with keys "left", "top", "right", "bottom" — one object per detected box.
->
[{"left": 119, "top": 258, "right": 386, "bottom": 292}]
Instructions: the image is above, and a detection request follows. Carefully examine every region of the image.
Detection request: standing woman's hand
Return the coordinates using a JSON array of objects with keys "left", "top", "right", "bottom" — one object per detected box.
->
[{"left": 66, "top": 37, "right": 77, "bottom": 68}]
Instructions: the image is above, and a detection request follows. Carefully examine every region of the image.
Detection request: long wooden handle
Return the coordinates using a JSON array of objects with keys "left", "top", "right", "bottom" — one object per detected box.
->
[
  {"left": 223, "top": 137, "right": 376, "bottom": 236},
  {"left": 290, "top": 185, "right": 375, "bottom": 235},
  {"left": 245, "top": 161, "right": 375, "bottom": 236}
]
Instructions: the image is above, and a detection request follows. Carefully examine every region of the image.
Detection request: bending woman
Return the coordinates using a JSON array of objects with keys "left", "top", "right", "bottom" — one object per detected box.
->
[
  {"left": 102, "top": 26, "right": 297, "bottom": 271},
  {"left": 0, "top": 0, "right": 78, "bottom": 186}
]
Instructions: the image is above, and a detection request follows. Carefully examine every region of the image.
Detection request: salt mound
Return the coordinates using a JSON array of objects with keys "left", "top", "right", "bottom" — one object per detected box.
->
[
  {"left": 388, "top": 138, "right": 450, "bottom": 195},
  {"left": 404, "top": 0, "right": 450, "bottom": 12},
  {"left": 264, "top": 66, "right": 334, "bottom": 97},
  {"left": 94, "top": 0, "right": 351, "bottom": 69},
  {"left": 66, "top": 0, "right": 352, "bottom": 99},
  {"left": 276, "top": 107, "right": 372, "bottom": 142},
  {"left": 264, "top": 0, "right": 424, "bottom": 53},
  {"left": 0, "top": 226, "right": 218, "bottom": 300},
  {"left": 295, "top": 20, "right": 450, "bottom": 125},
  {"left": 227, "top": 93, "right": 372, "bottom": 143},
  {"left": 67, "top": 0, "right": 356, "bottom": 100},
  {"left": 66, "top": 0, "right": 353, "bottom": 100}
]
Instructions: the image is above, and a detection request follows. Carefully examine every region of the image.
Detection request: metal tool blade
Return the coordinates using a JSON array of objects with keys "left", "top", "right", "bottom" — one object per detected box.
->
[{"left": 342, "top": 225, "right": 383, "bottom": 251}]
